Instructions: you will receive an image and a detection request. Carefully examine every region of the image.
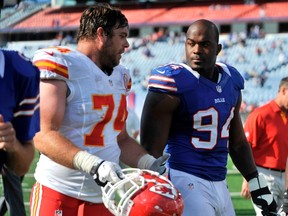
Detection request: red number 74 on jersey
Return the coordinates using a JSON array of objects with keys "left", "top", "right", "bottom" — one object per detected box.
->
[{"left": 84, "top": 94, "right": 127, "bottom": 147}]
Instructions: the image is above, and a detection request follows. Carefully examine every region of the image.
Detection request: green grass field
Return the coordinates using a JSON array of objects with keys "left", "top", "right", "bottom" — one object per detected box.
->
[
  {"left": 0, "top": 153, "right": 255, "bottom": 216},
  {"left": 226, "top": 157, "right": 255, "bottom": 215}
]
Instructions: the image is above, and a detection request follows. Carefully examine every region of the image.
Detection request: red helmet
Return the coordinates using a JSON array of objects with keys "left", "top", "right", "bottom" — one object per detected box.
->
[{"left": 101, "top": 168, "right": 184, "bottom": 216}]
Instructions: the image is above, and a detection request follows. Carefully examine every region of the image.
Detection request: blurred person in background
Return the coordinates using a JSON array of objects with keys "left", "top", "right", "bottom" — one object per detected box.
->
[
  {"left": 241, "top": 76, "right": 288, "bottom": 215},
  {"left": 0, "top": 49, "right": 40, "bottom": 216},
  {"left": 30, "top": 3, "right": 168, "bottom": 216}
]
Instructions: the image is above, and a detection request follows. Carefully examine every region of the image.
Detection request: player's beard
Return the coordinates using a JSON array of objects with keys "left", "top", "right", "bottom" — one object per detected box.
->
[{"left": 99, "top": 40, "right": 120, "bottom": 75}]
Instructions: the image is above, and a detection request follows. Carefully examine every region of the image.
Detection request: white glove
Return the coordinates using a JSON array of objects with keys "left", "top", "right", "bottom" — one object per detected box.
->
[
  {"left": 73, "top": 151, "right": 124, "bottom": 187},
  {"left": 137, "top": 153, "right": 170, "bottom": 174},
  {"left": 91, "top": 160, "right": 124, "bottom": 187}
]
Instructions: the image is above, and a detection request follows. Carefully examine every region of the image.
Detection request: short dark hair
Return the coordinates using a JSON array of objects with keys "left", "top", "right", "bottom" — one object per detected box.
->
[
  {"left": 77, "top": 3, "right": 128, "bottom": 42},
  {"left": 187, "top": 19, "right": 220, "bottom": 43},
  {"left": 279, "top": 76, "right": 288, "bottom": 90}
]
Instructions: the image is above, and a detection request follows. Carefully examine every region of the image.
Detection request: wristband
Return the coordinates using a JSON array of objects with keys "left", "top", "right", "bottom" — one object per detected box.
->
[
  {"left": 73, "top": 150, "right": 102, "bottom": 174},
  {"left": 137, "top": 154, "right": 155, "bottom": 169}
]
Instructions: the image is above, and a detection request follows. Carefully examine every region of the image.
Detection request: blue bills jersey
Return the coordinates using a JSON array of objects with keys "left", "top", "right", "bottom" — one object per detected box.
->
[
  {"left": 0, "top": 50, "right": 40, "bottom": 168},
  {"left": 148, "top": 62, "right": 244, "bottom": 181}
]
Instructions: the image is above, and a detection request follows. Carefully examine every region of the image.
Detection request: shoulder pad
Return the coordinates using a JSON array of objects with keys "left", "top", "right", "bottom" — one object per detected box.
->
[
  {"left": 148, "top": 63, "right": 192, "bottom": 93},
  {"left": 33, "top": 46, "right": 71, "bottom": 80},
  {"left": 151, "top": 63, "right": 184, "bottom": 77},
  {"left": 217, "top": 62, "right": 244, "bottom": 90},
  {"left": 2, "top": 50, "right": 39, "bottom": 78}
]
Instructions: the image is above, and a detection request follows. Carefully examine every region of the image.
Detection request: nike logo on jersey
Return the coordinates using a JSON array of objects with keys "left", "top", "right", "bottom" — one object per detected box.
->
[
  {"left": 156, "top": 69, "right": 165, "bottom": 74},
  {"left": 44, "top": 51, "right": 54, "bottom": 56}
]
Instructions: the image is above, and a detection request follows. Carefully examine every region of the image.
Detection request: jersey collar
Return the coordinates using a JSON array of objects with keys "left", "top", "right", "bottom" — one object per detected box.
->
[{"left": 270, "top": 100, "right": 281, "bottom": 113}]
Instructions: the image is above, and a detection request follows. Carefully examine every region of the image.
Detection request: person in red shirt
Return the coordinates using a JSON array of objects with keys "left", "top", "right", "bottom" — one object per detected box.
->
[{"left": 241, "top": 76, "right": 288, "bottom": 215}]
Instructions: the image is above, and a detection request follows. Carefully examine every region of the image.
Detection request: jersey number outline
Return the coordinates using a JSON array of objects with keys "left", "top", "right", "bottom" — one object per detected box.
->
[
  {"left": 191, "top": 107, "right": 234, "bottom": 149},
  {"left": 84, "top": 94, "right": 127, "bottom": 147}
]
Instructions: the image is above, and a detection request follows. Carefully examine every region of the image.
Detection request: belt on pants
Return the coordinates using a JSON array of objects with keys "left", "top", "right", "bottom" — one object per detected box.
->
[{"left": 256, "top": 165, "right": 285, "bottom": 172}]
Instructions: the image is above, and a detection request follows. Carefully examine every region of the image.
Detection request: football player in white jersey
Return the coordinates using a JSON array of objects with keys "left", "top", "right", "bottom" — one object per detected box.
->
[{"left": 30, "top": 3, "right": 168, "bottom": 216}]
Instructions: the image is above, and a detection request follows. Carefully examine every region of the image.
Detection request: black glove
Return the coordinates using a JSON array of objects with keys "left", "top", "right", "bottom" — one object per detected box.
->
[{"left": 248, "top": 174, "right": 277, "bottom": 216}]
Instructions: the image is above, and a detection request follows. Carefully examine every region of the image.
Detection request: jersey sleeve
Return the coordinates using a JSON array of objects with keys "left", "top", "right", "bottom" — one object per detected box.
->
[
  {"left": 33, "top": 46, "right": 71, "bottom": 80},
  {"left": 148, "top": 63, "right": 199, "bottom": 95},
  {"left": 147, "top": 64, "right": 183, "bottom": 94},
  {"left": 7, "top": 51, "right": 40, "bottom": 142},
  {"left": 217, "top": 62, "right": 244, "bottom": 91}
]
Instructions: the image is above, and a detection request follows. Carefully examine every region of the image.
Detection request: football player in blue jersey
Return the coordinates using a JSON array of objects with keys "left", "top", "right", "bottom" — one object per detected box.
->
[
  {"left": 140, "top": 19, "right": 277, "bottom": 216},
  {"left": 0, "top": 49, "right": 40, "bottom": 216}
]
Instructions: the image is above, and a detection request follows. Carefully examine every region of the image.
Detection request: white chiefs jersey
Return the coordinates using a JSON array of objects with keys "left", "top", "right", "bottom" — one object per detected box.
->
[{"left": 33, "top": 46, "right": 132, "bottom": 203}]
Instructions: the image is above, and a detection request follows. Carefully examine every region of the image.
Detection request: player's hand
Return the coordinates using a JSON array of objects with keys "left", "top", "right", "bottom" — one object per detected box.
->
[
  {"left": 73, "top": 151, "right": 124, "bottom": 187},
  {"left": 138, "top": 153, "right": 170, "bottom": 175},
  {"left": 241, "top": 178, "right": 252, "bottom": 199},
  {"left": 91, "top": 160, "right": 124, "bottom": 187},
  {"left": 248, "top": 174, "right": 277, "bottom": 216},
  {"left": 0, "top": 115, "right": 18, "bottom": 152},
  {"left": 150, "top": 153, "right": 170, "bottom": 174}
]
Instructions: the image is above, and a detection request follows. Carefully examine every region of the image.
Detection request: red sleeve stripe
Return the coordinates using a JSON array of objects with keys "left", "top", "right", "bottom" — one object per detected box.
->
[{"left": 34, "top": 59, "right": 68, "bottom": 78}]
